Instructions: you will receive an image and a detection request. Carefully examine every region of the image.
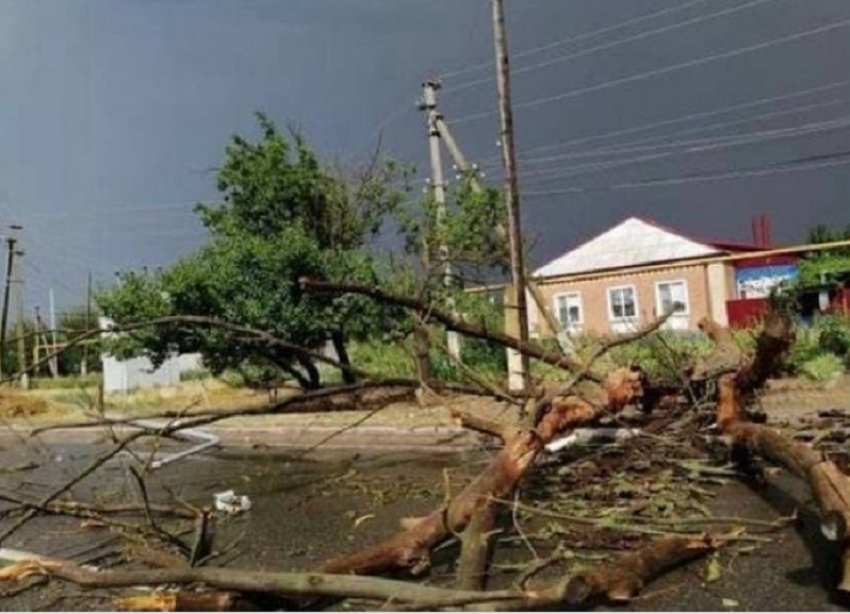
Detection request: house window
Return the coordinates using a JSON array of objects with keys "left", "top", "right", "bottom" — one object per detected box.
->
[
  {"left": 554, "top": 292, "right": 582, "bottom": 329},
  {"left": 656, "top": 281, "right": 689, "bottom": 315},
  {"left": 608, "top": 285, "right": 638, "bottom": 321}
]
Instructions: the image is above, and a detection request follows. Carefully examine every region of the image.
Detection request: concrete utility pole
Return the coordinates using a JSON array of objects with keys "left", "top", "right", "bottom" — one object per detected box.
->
[
  {"left": 0, "top": 235, "right": 17, "bottom": 380},
  {"left": 49, "top": 288, "right": 58, "bottom": 378},
  {"left": 492, "top": 0, "right": 530, "bottom": 392},
  {"left": 33, "top": 307, "right": 42, "bottom": 377},
  {"left": 421, "top": 79, "right": 461, "bottom": 361},
  {"left": 82, "top": 269, "right": 92, "bottom": 376},
  {"left": 435, "top": 118, "right": 484, "bottom": 195},
  {"left": 35, "top": 306, "right": 57, "bottom": 379},
  {"left": 438, "top": 119, "right": 566, "bottom": 352}
]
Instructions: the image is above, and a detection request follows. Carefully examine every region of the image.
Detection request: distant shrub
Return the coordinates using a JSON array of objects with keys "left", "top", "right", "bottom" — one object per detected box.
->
[
  {"left": 798, "top": 353, "right": 845, "bottom": 381},
  {"left": 180, "top": 368, "right": 213, "bottom": 382},
  {"left": 818, "top": 315, "right": 850, "bottom": 358},
  {"left": 350, "top": 339, "right": 417, "bottom": 379},
  {"left": 787, "top": 315, "right": 850, "bottom": 379}
]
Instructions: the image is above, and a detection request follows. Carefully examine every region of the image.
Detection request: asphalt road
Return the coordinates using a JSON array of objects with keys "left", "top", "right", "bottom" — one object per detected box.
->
[{"left": 0, "top": 439, "right": 847, "bottom": 611}]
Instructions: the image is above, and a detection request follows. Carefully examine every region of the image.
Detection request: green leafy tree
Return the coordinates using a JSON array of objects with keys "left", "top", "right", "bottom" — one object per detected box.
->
[
  {"left": 397, "top": 173, "right": 510, "bottom": 294},
  {"left": 807, "top": 224, "right": 850, "bottom": 245},
  {"left": 98, "top": 114, "right": 408, "bottom": 389},
  {"left": 798, "top": 222, "right": 850, "bottom": 288},
  {"left": 57, "top": 306, "right": 101, "bottom": 375},
  {"left": 394, "top": 173, "right": 510, "bottom": 379}
]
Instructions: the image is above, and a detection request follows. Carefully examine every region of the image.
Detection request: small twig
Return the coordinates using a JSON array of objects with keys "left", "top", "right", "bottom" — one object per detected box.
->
[
  {"left": 188, "top": 509, "right": 211, "bottom": 567},
  {"left": 514, "top": 543, "right": 571, "bottom": 590},
  {"left": 512, "top": 490, "right": 539, "bottom": 562}
]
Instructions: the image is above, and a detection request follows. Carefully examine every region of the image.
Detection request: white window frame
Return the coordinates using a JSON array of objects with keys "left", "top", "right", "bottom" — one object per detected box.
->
[
  {"left": 607, "top": 284, "right": 639, "bottom": 322},
  {"left": 655, "top": 279, "right": 690, "bottom": 316},
  {"left": 553, "top": 292, "right": 583, "bottom": 329}
]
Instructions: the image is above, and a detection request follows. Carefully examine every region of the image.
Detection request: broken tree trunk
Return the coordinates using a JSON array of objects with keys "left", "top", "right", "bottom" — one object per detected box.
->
[
  {"left": 707, "top": 308, "right": 850, "bottom": 592},
  {"left": 323, "top": 368, "right": 645, "bottom": 577},
  {"left": 457, "top": 501, "right": 498, "bottom": 591},
  {"left": 0, "top": 535, "right": 720, "bottom": 611},
  {"left": 717, "top": 374, "right": 850, "bottom": 592},
  {"left": 476, "top": 534, "right": 720, "bottom": 611}
]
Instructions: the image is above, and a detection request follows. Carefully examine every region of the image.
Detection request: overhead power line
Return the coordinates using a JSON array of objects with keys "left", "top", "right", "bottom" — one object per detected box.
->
[
  {"left": 28, "top": 200, "right": 213, "bottom": 221},
  {"left": 445, "top": 0, "right": 781, "bottom": 95},
  {"left": 500, "top": 78, "right": 850, "bottom": 162},
  {"left": 500, "top": 98, "right": 850, "bottom": 168},
  {"left": 439, "top": 0, "right": 719, "bottom": 80},
  {"left": 557, "top": 95, "right": 850, "bottom": 161},
  {"left": 523, "top": 148, "right": 850, "bottom": 197},
  {"left": 451, "top": 17, "right": 850, "bottom": 124},
  {"left": 516, "top": 113, "right": 850, "bottom": 171},
  {"left": 483, "top": 115, "right": 850, "bottom": 186},
  {"left": 519, "top": 118, "right": 850, "bottom": 185}
]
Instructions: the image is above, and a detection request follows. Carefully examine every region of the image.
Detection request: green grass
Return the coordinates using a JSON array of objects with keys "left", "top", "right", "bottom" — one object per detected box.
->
[{"left": 28, "top": 374, "right": 100, "bottom": 390}]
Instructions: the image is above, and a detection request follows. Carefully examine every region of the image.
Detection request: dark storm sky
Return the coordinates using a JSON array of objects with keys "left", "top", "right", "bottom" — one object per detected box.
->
[{"left": 2, "top": 0, "right": 850, "bottom": 309}]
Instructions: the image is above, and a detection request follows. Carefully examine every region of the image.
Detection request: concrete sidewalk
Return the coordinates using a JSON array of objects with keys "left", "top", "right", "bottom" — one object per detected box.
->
[{"left": 1, "top": 423, "right": 480, "bottom": 452}]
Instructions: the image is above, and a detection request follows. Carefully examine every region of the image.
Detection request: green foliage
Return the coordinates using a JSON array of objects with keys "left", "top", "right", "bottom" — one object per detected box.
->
[
  {"left": 606, "top": 333, "right": 714, "bottom": 381},
  {"left": 98, "top": 114, "right": 410, "bottom": 387},
  {"left": 179, "top": 368, "right": 213, "bottom": 382},
  {"left": 818, "top": 315, "right": 850, "bottom": 357},
  {"left": 787, "top": 315, "right": 850, "bottom": 380},
  {"left": 396, "top": 174, "right": 510, "bottom": 282},
  {"left": 797, "top": 353, "right": 845, "bottom": 381},
  {"left": 198, "top": 113, "right": 407, "bottom": 250},
  {"left": 797, "top": 222, "right": 850, "bottom": 289},
  {"left": 349, "top": 339, "right": 416, "bottom": 379},
  {"left": 57, "top": 306, "right": 101, "bottom": 375},
  {"left": 806, "top": 224, "right": 850, "bottom": 245},
  {"left": 797, "top": 253, "right": 850, "bottom": 287}
]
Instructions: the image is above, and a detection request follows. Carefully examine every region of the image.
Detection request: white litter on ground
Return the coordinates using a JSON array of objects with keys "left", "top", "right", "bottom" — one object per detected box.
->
[
  {"left": 213, "top": 490, "right": 252, "bottom": 514},
  {"left": 545, "top": 428, "right": 642, "bottom": 454}
]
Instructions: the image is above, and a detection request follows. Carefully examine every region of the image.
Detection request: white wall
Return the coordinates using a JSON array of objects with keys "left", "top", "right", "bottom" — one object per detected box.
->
[{"left": 99, "top": 316, "right": 203, "bottom": 393}]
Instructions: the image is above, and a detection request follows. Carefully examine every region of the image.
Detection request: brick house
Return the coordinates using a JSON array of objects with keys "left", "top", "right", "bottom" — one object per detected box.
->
[{"left": 528, "top": 217, "right": 765, "bottom": 337}]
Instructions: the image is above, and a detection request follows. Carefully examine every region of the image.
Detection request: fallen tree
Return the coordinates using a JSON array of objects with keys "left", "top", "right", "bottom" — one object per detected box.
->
[
  {"left": 704, "top": 309, "right": 850, "bottom": 593},
  {"left": 0, "top": 534, "right": 722, "bottom": 611},
  {"left": 0, "top": 288, "right": 827, "bottom": 610}
]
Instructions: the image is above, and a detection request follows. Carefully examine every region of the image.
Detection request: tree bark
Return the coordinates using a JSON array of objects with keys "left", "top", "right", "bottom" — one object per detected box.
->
[
  {"left": 301, "top": 278, "right": 599, "bottom": 382},
  {"left": 0, "top": 535, "right": 719, "bottom": 611},
  {"left": 706, "top": 309, "right": 850, "bottom": 593},
  {"left": 717, "top": 374, "right": 850, "bottom": 592},
  {"left": 413, "top": 319, "right": 432, "bottom": 385},
  {"left": 299, "top": 356, "right": 321, "bottom": 390},
  {"left": 476, "top": 534, "right": 719, "bottom": 611},
  {"left": 331, "top": 330, "right": 357, "bottom": 385},
  {"left": 274, "top": 360, "right": 312, "bottom": 390},
  {"left": 322, "top": 369, "right": 645, "bottom": 577},
  {"left": 458, "top": 502, "right": 498, "bottom": 591}
]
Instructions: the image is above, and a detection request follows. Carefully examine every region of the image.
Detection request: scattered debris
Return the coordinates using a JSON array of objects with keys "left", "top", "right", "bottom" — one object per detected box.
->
[{"left": 213, "top": 491, "right": 252, "bottom": 515}]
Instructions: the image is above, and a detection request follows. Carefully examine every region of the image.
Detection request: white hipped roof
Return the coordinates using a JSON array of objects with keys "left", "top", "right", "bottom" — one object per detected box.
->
[{"left": 533, "top": 217, "right": 722, "bottom": 278}]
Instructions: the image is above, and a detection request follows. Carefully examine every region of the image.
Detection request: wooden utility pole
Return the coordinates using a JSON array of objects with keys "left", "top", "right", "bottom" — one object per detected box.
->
[
  {"left": 492, "top": 0, "right": 529, "bottom": 392},
  {"left": 13, "top": 248, "right": 27, "bottom": 388},
  {"left": 421, "top": 79, "right": 461, "bottom": 361},
  {"left": 0, "top": 235, "right": 17, "bottom": 380}
]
